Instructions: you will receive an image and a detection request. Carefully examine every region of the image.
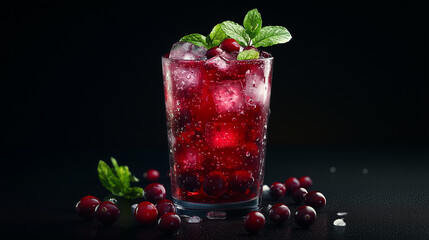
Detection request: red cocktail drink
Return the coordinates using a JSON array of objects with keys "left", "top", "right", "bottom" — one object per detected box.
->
[{"left": 162, "top": 51, "right": 273, "bottom": 217}]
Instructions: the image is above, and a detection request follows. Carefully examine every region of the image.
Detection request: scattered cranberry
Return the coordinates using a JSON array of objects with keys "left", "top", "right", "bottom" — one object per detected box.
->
[
  {"left": 206, "top": 46, "right": 223, "bottom": 58},
  {"left": 292, "top": 187, "right": 308, "bottom": 205},
  {"left": 243, "top": 211, "right": 265, "bottom": 234},
  {"left": 134, "top": 201, "right": 158, "bottom": 225},
  {"left": 203, "top": 171, "right": 228, "bottom": 197},
  {"left": 230, "top": 170, "right": 254, "bottom": 192},
  {"left": 75, "top": 196, "right": 100, "bottom": 220},
  {"left": 143, "top": 169, "right": 160, "bottom": 182},
  {"left": 269, "top": 182, "right": 286, "bottom": 199},
  {"left": 285, "top": 177, "right": 300, "bottom": 195},
  {"left": 304, "top": 191, "right": 326, "bottom": 210},
  {"left": 144, "top": 183, "right": 166, "bottom": 203},
  {"left": 298, "top": 176, "right": 313, "bottom": 189},
  {"left": 243, "top": 46, "right": 258, "bottom": 51},
  {"left": 156, "top": 199, "right": 177, "bottom": 216},
  {"left": 219, "top": 38, "right": 241, "bottom": 52},
  {"left": 294, "top": 205, "right": 316, "bottom": 227},
  {"left": 177, "top": 172, "right": 202, "bottom": 192},
  {"left": 94, "top": 201, "right": 120, "bottom": 225},
  {"left": 158, "top": 213, "right": 181, "bottom": 235},
  {"left": 268, "top": 203, "right": 290, "bottom": 224}
]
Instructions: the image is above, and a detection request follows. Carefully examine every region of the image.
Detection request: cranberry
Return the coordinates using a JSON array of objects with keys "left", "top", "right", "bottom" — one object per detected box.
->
[
  {"left": 203, "top": 171, "right": 228, "bottom": 197},
  {"left": 292, "top": 187, "right": 308, "bottom": 205},
  {"left": 144, "top": 183, "right": 166, "bottom": 203},
  {"left": 230, "top": 170, "right": 254, "bottom": 192},
  {"left": 143, "top": 169, "right": 160, "bottom": 182},
  {"left": 158, "top": 213, "right": 181, "bottom": 235},
  {"left": 269, "top": 182, "right": 286, "bottom": 199},
  {"left": 156, "top": 199, "right": 177, "bottom": 216},
  {"left": 177, "top": 172, "right": 202, "bottom": 192},
  {"left": 285, "top": 177, "right": 300, "bottom": 195},
  {"left": 134, "top": 201, "right": 158, "bottom": 225},
  {"left": 268, "top": 203, "right": 290, "bottom": 224},
  {"left": 298, "top": 176, "right": 313, "bottom": 189},
  {"left": 294, "top": 205, "right": 317, "bottom": 227},
  {"left": 75, "top": 196, "right": 100, "bottom": 220},
  {"left": 94, "top": 201, "right": 120, "bottom": 225},
  {"left": 219, "top": 38, "right": 241, "bottom": 52},
  {"left": 304, "top": 191, "right": 326, "bottom": 210},
  {"left": 243, "top": 211, "right": 265, "bottom": 234},
  {"left": 206, "top": 47, "right": 223, "bottom": 58}
]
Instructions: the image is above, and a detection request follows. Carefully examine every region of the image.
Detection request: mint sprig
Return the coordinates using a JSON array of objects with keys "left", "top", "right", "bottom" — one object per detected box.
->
[
  {"left": 179, "top": 8, "right": 292, "bottom": 60},
  {"left": 97, "top": 157, "right": 143, "bottom": 199}
]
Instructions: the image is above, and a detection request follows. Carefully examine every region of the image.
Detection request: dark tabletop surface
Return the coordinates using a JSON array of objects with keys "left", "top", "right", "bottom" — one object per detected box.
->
[{"left": 2, "top": 145, "right": 429, "bottom": 239}]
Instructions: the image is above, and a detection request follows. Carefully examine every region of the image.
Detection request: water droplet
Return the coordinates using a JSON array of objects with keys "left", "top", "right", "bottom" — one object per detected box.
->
[
  {"left": 362, "top": 168, "right": 369, "bottom": 174},
  {"left": 330, "top": 166, "right": 336, "bottom": 173},
  {"left": 337, "top": 212, "right": 348, "bottom": 216},
  {"left": 333, "top": 218, "right": 346, "bottom": 226}
]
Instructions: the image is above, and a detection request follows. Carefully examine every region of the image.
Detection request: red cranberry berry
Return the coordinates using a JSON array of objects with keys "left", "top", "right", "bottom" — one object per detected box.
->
[
  {"left": 158, "top": 213, "right": 181, "bottom": 235},
  {"left": 298, "top": 176, "right": 313, "bottom": 189},
  {"left": 269, "top": 182, "right": 286, "bottom": 199},
  {"left": 75, "top": 196, "right": 100, "bottom": 220},
  {"left": 268, "top": 203, "right": 291, "bottom": 224},
  {"left": 156, "top": 199, "right": 177, "bottom": 216},
  {"left": 143, "top": 169, "right": 160, "bottom": 182},
  {"left": 285, "top": 177, "right": 300, "bottom": 195},
  {"left": 134, "top": 201, "right": 158, "bottom": 225},
  {"left": 243, "top": 211, "right": 265, "bottom": 234},
  {"left": 203, "top": 171, "right": 228, "bottom": 197},
  {"left": 294, "top": 205, "right": 317, "bottom": 227},
  {"left": 177, "top": 172, "right": 202, "bottom": 192},
  {"left": 219, "top": 38, "right": 241, "bottom": 52},
  {"left": 144, "top": 183, "right": 166, "bottom": 203},
  {"left": 230, "top": 170, "right": 254, "bottom": 192},
  {"left": 94, "top": 201, "right": 120, "bottom": 225},
  {"left": 206, "top": 47, "right": 223, "bottom": 58},
  {"left": 292, "top": 187, "right": 308, "bottom": 205},
  {"left": 304, "top": 191, "right": 326, "bottom": 210}
]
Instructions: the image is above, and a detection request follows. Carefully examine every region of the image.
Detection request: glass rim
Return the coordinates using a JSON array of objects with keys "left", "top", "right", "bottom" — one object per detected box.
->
[{"left": 161, "top": 53, "right": 274, "bottom": 62}]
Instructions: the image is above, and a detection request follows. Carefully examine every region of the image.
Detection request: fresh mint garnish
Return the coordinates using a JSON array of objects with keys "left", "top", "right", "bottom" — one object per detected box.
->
[
  {"left": 237, "top": 49, "right": 260, "bottom": 60},
  {"left": 179, "top": 8, "right": 291, "bottom": 60},
  {"left": 97, "top": 157, "right": 143, "bottom": 199}
]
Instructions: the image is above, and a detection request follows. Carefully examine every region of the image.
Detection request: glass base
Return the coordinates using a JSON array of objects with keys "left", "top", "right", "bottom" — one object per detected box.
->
[{"left": 174, "top": 197, "right": 260, "bottom": 219}]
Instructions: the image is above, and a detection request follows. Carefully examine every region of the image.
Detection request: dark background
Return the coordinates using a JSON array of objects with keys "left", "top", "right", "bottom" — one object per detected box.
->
[
  {"left": 1, "top": 0, "right": 427, "bottom": 149},
  {"left": 1, "top": 1, "right": 429, "bottom": 239}
]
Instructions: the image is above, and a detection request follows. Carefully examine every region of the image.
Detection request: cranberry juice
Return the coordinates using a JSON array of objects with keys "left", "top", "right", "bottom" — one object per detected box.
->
[{"left": 162, "top": 53, "right": 273, "bottom": 204}]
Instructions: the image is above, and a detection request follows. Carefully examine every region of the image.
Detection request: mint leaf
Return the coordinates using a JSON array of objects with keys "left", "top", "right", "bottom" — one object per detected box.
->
[
  {"left": 243, "top": 9, "right": 262, "bottom": 39},
  {"left": 180, "top": 33, "right": 207, "bottom": 47},
  {"left": 221, "top": 21, "right": 250, "bottom": 46},
  {"left": 97, "top": 158, "right": 143, "bottom": 199},
  {"left": 252, "top": 26, "right": 292, "bottom": 48},
  {"left": 237, "top": 49, "right": 260, "bottom": 60},
  {"left": 207, "top": 24, "right": 227, "bottom": 48}
]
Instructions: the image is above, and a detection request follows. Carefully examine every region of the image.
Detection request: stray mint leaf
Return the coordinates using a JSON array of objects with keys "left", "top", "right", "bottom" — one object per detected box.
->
[
  {"left": 180, "top": 33, "right": 207, "bottom": 48},
  {"left": 207, "top": 24, "right": 227, "bottom": 48},
  {"left": 243, "top": 8, "right": 262, "bottom": 39},
  {"left": 221, "top": 21, "right": 250, "bottom": 46},
  {"left": 97, "top": 158, "right": 144, "bottom": 199},
  {"left": 237, "top": 49, "right": 260, "bottom": 60},
  {"left": 252, "top": 26, "right": 292, "bottom": 48}
]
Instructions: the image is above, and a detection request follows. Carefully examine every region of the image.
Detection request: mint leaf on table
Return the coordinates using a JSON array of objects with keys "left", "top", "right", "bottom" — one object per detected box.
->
[
  {"left": 237, "top": 49, "right": 260, "bottom": 60},
  {"left": 221, "top": 21, "right": 251, "bottom": 46},
  {"left": 207, "top": 23, "right": 228, "bottom": 48},
  {"left": 97, "top": 158, "right": 143, "bottom": 199},
  {"left": 180, "top": 33, "right": 208, "bottom": 48},
  {"left": 252, "top": 26, "right": 292, "bottom": 47},
  {"left": 243, "top": 8, "right": 262, "bottom": 39}
]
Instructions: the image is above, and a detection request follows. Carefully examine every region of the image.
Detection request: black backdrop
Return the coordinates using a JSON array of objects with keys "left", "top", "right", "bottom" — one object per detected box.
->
[{"left": 1, "top": 0, "right": 428, "bottom": 149}]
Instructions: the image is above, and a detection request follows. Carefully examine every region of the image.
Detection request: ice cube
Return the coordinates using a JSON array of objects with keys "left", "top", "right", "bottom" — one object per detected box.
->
[
  {"left": 169, "top": 41, "right": 207, "bottom": 60},
  {"left": 204, "top": 52, "right": 234, "bottom": 72},
  {"left": 205, "top": 122, "right": 244, "bottom": 148},
  {"left": 333, "top": 218, "right": 346, "bottom": 227},
  {"left": 175, "top": 148, "right": 203, "bottom": 171},
  {"left": 186, "top": 216, "right": 202, "bottom": 223},
  {"left": 171, "top": 66, "right": 201, "bottom": 91},
  {"left": 244, "top": 69, "right": 270, "bottom": 106},
  {"left": 206, "top": 211, "right": 226, "bottom": 220},
  {"left": 211, "top": 81, "right": 244, "bottom": 113}
]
